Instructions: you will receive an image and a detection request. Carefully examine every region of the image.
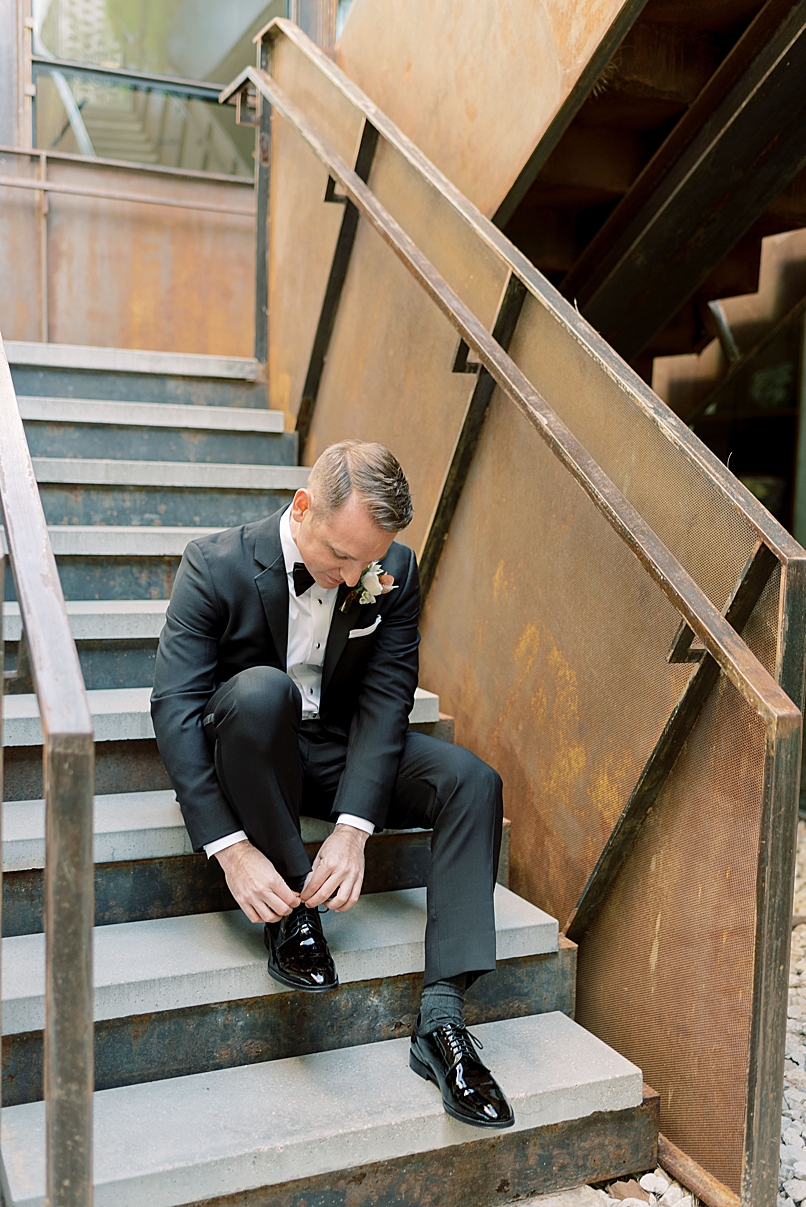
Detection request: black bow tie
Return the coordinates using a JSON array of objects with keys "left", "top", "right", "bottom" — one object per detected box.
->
[{"left": 292, "top": 562, "right": 315, "bottom": 596}]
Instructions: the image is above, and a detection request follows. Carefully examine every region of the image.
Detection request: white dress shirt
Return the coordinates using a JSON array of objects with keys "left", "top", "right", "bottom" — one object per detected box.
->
[{"left": 204, "top": 509, "right": 374, "bottom": 859}]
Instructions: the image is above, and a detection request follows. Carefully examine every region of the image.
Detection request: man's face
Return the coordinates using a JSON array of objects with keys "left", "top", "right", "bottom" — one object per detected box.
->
[{"left": 289, "top": 489, "right": 394, "bottom": 589}]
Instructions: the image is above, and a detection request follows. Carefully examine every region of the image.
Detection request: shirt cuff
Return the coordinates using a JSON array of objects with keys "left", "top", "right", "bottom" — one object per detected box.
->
[
  {"left": 336, "top": 813, "right": 375, "bottom": 836},
  {"left": 204, "top": 830, "right": 248, "bottom": 859}
]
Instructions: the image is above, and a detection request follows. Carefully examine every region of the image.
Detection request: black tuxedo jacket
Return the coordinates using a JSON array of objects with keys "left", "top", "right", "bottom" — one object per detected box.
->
[{"left": 150, "top": 507, "right": 421, "bottom": 851}]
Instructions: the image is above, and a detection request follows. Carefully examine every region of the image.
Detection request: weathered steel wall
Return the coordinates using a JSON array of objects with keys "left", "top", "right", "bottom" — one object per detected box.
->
[
  {"left": 259, "top": 24, "right": 805, "bottom": 1200},
  {"left": 337, "top": 0, "right": 645, "bottom": 219},
  {"left": 0, "top": 149, "right": 255, "bottom": 355}
]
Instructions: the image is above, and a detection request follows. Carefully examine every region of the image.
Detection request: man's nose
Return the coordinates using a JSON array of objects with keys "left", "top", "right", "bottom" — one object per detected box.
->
[{"left": 343, "top": 565, "right": 363, "bottom": 588}]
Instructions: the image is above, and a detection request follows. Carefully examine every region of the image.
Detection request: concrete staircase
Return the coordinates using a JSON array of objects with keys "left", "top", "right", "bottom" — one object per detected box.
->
[{"left": 0, "top": 341, "right": 658, "bottom": 1206}]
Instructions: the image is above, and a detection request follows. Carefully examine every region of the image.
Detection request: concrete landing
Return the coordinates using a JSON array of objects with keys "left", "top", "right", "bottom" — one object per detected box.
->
[{"left": 0, "top": 1012, "right": 643, "bottom": 1207}]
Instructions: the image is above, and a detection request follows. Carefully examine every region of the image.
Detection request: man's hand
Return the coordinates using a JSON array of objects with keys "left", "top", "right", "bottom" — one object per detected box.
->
[
  {"left": 301, "top": 824, "right": 367, "bottom": 912},
  {"left": 215, "top": 839, "right": 300, "bottom": 924}
]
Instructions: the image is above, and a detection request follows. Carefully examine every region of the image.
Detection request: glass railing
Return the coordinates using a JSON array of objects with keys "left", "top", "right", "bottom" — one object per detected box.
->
[{"left": 32, "top": 58, "right": 254, "bottom": 177}]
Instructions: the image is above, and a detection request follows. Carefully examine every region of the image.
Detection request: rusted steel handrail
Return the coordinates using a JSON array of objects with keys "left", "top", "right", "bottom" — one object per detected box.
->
[
  {"left": 0, "top": 336, "right": 94, "bottom": 1207},
  {"left": 264, "top": 18, "right": 805, "bottom": 568},
  {"left": 221, "top": 64, "right": 799, "bottom": 738},
  {"left": 0, "top": 174, "right": 255, "bottom": 217}
]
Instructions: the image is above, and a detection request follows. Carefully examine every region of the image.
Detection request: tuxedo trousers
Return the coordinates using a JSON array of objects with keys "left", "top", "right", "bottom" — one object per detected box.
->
[{"left": 203, "top": 666, "right": 503, "bottom": 986}]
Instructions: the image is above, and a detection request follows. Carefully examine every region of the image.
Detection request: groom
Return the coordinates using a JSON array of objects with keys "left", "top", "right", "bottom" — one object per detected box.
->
[{"left": 151, "top": 440, "right": 512, "bottom": 1129}]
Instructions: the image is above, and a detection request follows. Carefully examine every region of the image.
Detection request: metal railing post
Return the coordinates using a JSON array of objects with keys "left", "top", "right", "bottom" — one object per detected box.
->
[
  {"left": 44, "top": 733, "right": 94, "bottom": 1207},
  {"left": 254, "top": 35, "right": 271, "bottom": 365},
  {"left": 0, "top": 338, "right": 95, "bottom": 1206}
]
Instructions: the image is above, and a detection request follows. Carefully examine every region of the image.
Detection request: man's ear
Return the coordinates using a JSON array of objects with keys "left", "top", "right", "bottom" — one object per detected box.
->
[{"left": 290, "top": 489, "right": 311, "bottom": 524}]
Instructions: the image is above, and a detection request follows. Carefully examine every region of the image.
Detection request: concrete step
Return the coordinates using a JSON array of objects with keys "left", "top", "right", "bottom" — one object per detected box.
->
[
  {"left": 8, "top": 343, "right": 268, "bottom": 409},
  {"left": 3, "top": 685, "right": 439, "bottom": 747},
  {"left": 4, "top": 524, "right": 217, "bottom": 559},
  {"left": 0, "top": 1013, "right": 652, "bottom": 1207},
  {"left": 3, "top": 600, "right": 168, "bottom": 693},
  {"left": 2, "top": 888, "right": 571, "bottom": 1106},
  {"left": 2, "top": 885, "right": 556, "bottom": 1035},
  {"left": 3, "top": 599, "right": 168, "bottom": 644},
  {"left": 34, "top": 459, "right": 307, "bottom": 526},
  {"left": 1, "top": 526, "right": 217, "bottom": 599},
  {"left": 5, "top": 342, "right": 258, "bottom": 380},
  {"left": 1, "top": 787, "right": 486, "bottom": 938},
  {"left": 19, "top": 396, "right": 297, "bottom": 466},
  {"left": 32, "top": 459, "right": 308, "bottom": 491}
]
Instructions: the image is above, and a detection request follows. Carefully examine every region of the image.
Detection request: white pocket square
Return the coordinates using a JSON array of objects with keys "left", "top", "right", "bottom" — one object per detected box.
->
[{"left": 348, "top": 615, "right": 382, "bottom": 639}]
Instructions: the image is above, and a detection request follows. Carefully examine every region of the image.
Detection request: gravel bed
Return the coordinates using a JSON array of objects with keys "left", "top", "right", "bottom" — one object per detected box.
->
[{"left": 780, "top": 820, "right": 806, "bottom": 1207}]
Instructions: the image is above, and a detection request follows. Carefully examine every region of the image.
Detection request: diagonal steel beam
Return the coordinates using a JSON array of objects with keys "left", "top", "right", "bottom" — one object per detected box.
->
[{"left": 565, "top": 539, "right": 779, "bottom": 942}]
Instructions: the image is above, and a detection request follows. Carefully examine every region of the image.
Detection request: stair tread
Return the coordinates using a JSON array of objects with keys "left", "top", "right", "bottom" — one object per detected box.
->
[
  {"left": 3, "top": 686, "right": 440, "bottom": 746},
  {"left": 18, "top": 396, "right": 285, "bottom": 433},
  {"left": 1, "top": 525, "right": 222, "bottom": 557},
  {"left": 2, "top": 791, "right": 418, "bottom": 871},
  {"left": 1, "top": 885, "right": 556, "bottom": 1033},
  {"left": 0, "top": 1012, "right": 642, "bottom": 1207},
  {"left": 3, "top": 599, "right": 168, "bottom": 643},
  {"left": 32, "top": 457, "right": 309, "bottom": 490},
  {"left": 5, "top": 341, "right": 258, "bottom": 380}
]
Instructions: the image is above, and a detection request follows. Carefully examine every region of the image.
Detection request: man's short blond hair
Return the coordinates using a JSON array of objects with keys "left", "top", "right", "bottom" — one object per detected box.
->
[{"left": 307, "top": 441, "right": 413, "bottom": 532}]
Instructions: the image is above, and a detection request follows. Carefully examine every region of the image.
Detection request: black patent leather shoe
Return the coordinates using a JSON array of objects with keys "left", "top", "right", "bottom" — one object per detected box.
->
[
  {"left": 264, "top": 904, "right": 338, "bottom": 992},
  {"left": 409, "top": 1016, "right": 515, "bottom": 1129}
]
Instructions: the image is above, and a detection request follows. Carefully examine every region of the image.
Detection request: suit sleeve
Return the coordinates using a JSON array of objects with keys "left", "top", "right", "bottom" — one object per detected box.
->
[
  {"left": 150, "top": 541, "right": 240, "bottom": 850},
  {"left": 332, "top": 548, "right": 421, "bottom": 828}
]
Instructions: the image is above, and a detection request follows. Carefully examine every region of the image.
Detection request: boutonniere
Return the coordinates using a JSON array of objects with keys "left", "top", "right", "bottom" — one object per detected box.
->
[{"left": 340, "top": 561, "right": 398, "bottom": 613}]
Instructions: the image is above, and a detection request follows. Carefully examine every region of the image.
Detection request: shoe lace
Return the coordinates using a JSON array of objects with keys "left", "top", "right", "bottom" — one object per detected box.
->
[{"left": 438, "top": 1023, "right": 484, "bottom": 1067}]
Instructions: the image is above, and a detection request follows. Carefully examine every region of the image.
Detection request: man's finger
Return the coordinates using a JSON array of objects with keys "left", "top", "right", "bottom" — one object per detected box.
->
[
  {"left": 305, "top": 871, "right": 343, "bottom": 908},
  {"left": 271, "top": 879, "right": 301, "bottom": 910},
  {"left": 300, "top": 863, "right": 333, "bottom": 902},
  {"left": 265, "top": 888, "right": 297, "bottom": 917},
  {"left": 240, "top": 900, "right": 262, "bottom": 924}
]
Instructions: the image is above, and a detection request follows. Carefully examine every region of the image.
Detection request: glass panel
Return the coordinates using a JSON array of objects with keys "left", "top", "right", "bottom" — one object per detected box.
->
[{"left": 34, "top": 73, "right": 255, "bottom": 175}]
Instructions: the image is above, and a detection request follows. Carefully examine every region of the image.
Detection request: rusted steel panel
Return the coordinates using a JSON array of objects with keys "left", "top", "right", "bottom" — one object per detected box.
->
[
  {"left": 0, "top": 152, "right": 42, "bottom": 342},
  {"left": 239, "top": 25, "right": 806, "bottom": 1202},
  {"left": 419, "top": 391, "right": 693, "bottom": 925},
  {"left": 268, "top": 33, "right": 365, "bottom": 421},
  {"left": 575, "top": 678, "right": 766, "bottom": 1191},
  {"left": 337, "top": 0, "right": 643, "bottom": 220},
  {"left": 0, "top": 151, "right": 255, "bottom": 355}
]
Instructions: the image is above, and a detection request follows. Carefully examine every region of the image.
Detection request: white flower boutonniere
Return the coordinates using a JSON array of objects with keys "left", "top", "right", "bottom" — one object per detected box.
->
[{"left": 340, "top": 561, "right": 398, "bottom": 613}]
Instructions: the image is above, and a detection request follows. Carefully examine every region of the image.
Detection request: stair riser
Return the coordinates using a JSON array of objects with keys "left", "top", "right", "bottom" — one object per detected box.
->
[
  {"left": 38, "top": 485, "right": 296, "bottom": 528},
  {"left": 10, "top": 366, "right": 269, "bottom": 408},
  {"left": 3, "top": 832, "right": 439, "bottom": 936},
  {"left": 24, "top": 424, "right": 297, "bottom": 466},
  {"left": 2, "top": 720, "right": 456, "bottom": 801},
  {"left": 4, "top": 556, "right": 180, "bottom": 601},
  {"left": 160, "top": 1087, "right": 657, "bottom": 1207},
  {"left": 2, "top": 947, "right": 574, "bottom": 1106},
  {"left": 5, "top": 639, "right": 157, "bottom": 694}
]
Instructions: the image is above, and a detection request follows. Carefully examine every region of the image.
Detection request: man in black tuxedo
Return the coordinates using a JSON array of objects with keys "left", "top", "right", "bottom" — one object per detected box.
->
[{"left": 151, "top": 440, "right": 512, "bottom": 1129}]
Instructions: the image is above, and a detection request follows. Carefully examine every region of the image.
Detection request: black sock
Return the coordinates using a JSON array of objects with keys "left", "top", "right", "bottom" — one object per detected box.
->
[
  {"left": 287, "top": 873, "right": 309, "bottom": 895},
  {"left": 418, "top": 974, "right": 467, "bottom": 1033}
]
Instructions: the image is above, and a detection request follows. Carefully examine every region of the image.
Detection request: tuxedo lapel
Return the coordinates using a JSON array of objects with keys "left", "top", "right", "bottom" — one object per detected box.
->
[
  {"left": 252, "top": 511, "right": 288, "bottom": 667},
  {"left": 322, "top": 585, "right": 357, "bottom": 693}
]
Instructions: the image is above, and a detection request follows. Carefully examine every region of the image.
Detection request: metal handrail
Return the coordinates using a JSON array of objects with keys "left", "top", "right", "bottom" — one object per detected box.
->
[
  {"left": 260, "top": 19, "right": 806, "bottom": 569},
  {"left": 221, "top": 63, "right": 801, "bottom": 740},
  {"left": 0, "top": 336, "right": 94, "bottom": 1207},
  {"left": 31, "top": 55, "right": 226, "bottom": 102}
]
